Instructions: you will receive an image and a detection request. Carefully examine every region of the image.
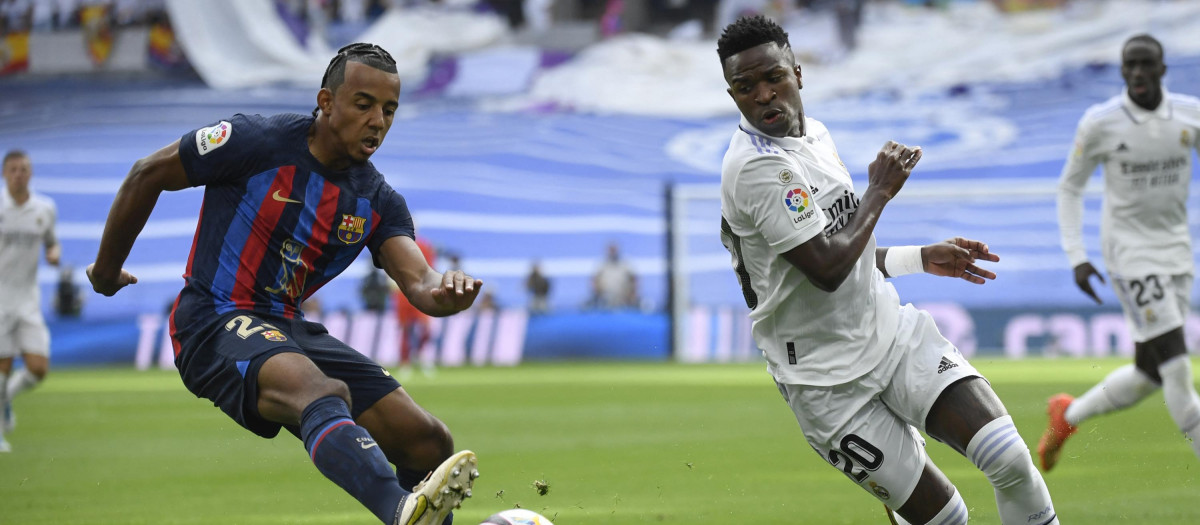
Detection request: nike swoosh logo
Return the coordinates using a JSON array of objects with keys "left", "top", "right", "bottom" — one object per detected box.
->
[
  {"left": 272, "top": 190, "right": 301, "bottom": 204},
  {"left": 361, "top": 442, "right": 378, "bottom": 450}
]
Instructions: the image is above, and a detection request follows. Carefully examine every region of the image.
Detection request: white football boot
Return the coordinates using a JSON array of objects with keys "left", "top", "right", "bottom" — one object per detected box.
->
[{"left": 394, "top": 450, "right": 478, "bottom": 525}]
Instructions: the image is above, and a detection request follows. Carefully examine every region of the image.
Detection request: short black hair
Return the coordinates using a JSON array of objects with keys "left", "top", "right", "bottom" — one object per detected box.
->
[
  {"left": 3, "top": 149, "right": 27, "bottom": 166},
  {"left": 1124, "top": 34, "right": 1164, "bottom": 60},
  {"left": 313, "top": 43, "right": 399, "bottom": 117},
  {"left": 717, "top": 15, "right": 790, "bottom": 64}
]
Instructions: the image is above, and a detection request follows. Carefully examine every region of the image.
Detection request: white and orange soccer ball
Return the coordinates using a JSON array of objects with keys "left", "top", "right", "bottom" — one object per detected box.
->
[{"left": 479, "top": 509, "right": 554, "bottom": 525}]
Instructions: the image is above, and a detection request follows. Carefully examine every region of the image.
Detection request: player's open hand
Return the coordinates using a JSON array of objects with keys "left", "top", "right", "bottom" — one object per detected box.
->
[
  {"left": 1072, "top": 261, "right": 1105, "bottom": 304},
  {"left": 922, "top": 237, "right": 1000, "bottom": 284},
  {"left": 85, "top": 263, "right": 138, "bottom": 296},
  {"left": 867, "top": 141, "right": 922, "bottom": 199},
  {"left": 430, "top": 270, "right": 483, "bottom": 312}
]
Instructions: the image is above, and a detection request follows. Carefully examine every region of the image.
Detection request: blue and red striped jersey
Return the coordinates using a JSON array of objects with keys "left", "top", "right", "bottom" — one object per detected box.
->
[{"left": 169, "top": 113, "right": 414, "bottom": 350}]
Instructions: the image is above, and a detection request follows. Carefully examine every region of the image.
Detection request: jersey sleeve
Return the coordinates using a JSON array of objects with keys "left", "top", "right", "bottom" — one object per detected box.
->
[
  {"left": 1056, "top": 113, "right": 1102, "bottom": 268},
  {"left": 367, "top": 184, "right": 416, "bottom": 268},
  {"left": 734, "top": 156, "right": 828, "bottom": 254},
  {"left": 42, "top": 198, "right": 57, "bottom": 248},
  {"left": 177, "top": 113, "right": 267, "bottom": 187}
]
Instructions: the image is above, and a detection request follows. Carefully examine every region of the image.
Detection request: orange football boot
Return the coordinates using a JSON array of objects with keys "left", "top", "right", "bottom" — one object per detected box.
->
[{"left": 1037, "top": 393, "right": 1078, "bottom": 472}]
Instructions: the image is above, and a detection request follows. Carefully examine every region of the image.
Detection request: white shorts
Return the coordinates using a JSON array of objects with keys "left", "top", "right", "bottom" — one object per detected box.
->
[
  {"left": 0, "top": 309, "right": 51, "bottom": 358},
  {"left": 1112, "top": 273, "right": 1192, "bottom": 343},
  {"left": 775, "top": 304, "right": 982, "bottom": 508}
]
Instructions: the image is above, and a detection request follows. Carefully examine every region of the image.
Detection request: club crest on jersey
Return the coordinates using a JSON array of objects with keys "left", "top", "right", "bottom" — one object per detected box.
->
[
  {"left": 261, "top": 330, "right": 287, "bottom": 342},
  {"left": 1183, "top": 129, "right": 1191, "bottom": 147},
  {"left": 869, "top": 482, "right": 890, "bottom": 500},
  {"left": 338, "top": 214, "right": 367, "bottom": 244},
  {"left": 195, "top": 120, "right": 232, "bottom": 156}
]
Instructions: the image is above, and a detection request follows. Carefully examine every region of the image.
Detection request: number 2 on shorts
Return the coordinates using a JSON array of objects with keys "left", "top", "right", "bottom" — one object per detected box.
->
[{"left": 827, "top": 433, "right": 885, "bottom": 483}]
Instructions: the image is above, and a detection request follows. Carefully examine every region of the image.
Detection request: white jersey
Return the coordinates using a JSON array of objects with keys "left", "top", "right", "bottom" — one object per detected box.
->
[
  {"left": 1058, "top": 89, "right": 1200, "bottom": 278},
  {"left": 0, "top": 190, "right": 57, "bottom": 310},
  {"left": 720, "top": 116, "right": 900, "bottom": 386}
]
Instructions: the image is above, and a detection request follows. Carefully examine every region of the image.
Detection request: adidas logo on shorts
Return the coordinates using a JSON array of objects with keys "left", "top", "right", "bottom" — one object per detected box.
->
[{"left": 937, "top": 357, "right": 958, "bottom": 374}]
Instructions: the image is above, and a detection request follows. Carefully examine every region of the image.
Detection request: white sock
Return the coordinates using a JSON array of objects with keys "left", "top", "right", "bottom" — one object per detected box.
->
[
  {"left": 6, "top": 368, "right": 40, "bottom": 400},
  {"left": 1157, "top": 356, "right": 1200, "bottom": 458},
  {"left": 1064, "top": 364, "right": 1158, "bottom": 426},
  {"left": 966, "top": 416, "right": 1058, "bottom": 525}
]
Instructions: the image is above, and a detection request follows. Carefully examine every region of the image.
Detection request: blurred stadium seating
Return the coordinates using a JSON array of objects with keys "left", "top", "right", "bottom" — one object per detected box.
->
[{"left": 2, "top": 0, "right": 1199, "bottom": 366}]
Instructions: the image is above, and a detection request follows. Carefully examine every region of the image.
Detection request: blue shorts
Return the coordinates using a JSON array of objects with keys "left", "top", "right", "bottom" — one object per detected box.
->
[{"left": 175, "top": 310, "right": 401, "bottom": 439}]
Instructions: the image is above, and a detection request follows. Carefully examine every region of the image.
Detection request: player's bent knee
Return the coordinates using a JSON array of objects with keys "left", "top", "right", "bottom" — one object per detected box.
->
[
  {"left": 966, "top": 416, "right": 1036, "bottom": 490},
  {"left": 305, "top": 378, "right": 352, "bottom": 409},
  {"left": 415, "top": 415, "right": 454, "bottom": 459},
  {"left": 26, "top": 363, "right": 48, "bottom": 379}
]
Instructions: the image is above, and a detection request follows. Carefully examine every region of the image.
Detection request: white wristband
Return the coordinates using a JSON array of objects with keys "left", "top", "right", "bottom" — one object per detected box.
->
[{"left": 884, "top": 246, "right": 924, "bottom": 277}]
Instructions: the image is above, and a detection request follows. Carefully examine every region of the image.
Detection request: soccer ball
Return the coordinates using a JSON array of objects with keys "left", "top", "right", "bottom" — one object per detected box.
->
[{"left": 479, "top": 509, "right": 554, "bottom": 525}]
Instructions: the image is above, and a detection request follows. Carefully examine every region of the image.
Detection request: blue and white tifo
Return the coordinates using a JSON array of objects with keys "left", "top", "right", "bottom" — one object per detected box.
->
[{"left": 4, "top": 54, "right": 1200, "bottom": 364}]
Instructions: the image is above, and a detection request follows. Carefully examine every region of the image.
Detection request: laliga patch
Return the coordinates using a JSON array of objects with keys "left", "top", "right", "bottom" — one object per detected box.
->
[
  {"left": 782, "top": 185, "right": 817, "bottom": 229},
  {"left": 195, "top": 120, "right": 232, "bottom": 156}
]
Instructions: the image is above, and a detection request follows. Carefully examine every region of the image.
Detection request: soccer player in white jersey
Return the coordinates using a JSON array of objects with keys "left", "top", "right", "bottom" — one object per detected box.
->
[
  {"left": 1041, "top": 34, "right": 1200, "bottom": 472},
  {"left": 0, "top": 150, "right": 60, "bottom": 453},
  {"left": 716, "top": 17, "right": 1058, "bottom": 525}
]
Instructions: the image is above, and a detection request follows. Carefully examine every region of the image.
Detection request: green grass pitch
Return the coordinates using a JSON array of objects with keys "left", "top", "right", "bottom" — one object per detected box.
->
[{"left": 2, "top": 358, "right": 1199, "bottom": 524}]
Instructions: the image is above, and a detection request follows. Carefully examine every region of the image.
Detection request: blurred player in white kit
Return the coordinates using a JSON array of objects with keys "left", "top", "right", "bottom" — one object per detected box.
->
[
  {"left": 0, "top": 150, "right": 60, "bottom": 453},
  {"left": 1043, "top": 34, "right": 1200, "bottom": 472}
]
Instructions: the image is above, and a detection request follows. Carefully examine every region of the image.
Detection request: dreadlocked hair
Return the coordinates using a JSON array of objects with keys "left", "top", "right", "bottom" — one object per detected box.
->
[
  {"left": 717, "top": 15, "right": 789, "bottom": 63},
  {"left": 313, "top": 43, "right": 398, "bottom": 117},
  {"left": 1124, "top": 34, "right": 1164, "bottom": 59}
]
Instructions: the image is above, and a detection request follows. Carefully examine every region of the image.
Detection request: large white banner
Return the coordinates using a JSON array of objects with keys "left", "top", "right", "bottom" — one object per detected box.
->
[
  {"left": 165, "top": 0, "right": 327, "bottom": 89},
  {"left": 164, "top": 0, "right": 508, "bottom": 89}
]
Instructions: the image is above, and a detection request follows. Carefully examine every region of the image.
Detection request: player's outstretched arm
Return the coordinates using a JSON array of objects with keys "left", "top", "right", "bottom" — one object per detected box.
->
[
  {"left": 919, "top": 237, "right": 1000, "bottom": 284},
  {"left": 780, "top": 141, "right": 921, "bottom": 292},
  {"left": 88, "top": 140, "right": 189, "bottom": 296},
  {"left": 378, "top": 235, "right": 483, "bottom": 317},
  {"left": 1057, "top": 116, "right": 1102, "bottom": 303}
]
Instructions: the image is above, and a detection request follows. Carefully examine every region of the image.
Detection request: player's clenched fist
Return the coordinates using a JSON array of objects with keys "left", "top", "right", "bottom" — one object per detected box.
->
[
  {"left": 430, "top": 269, "right": 483, "bottom": 312},
  {"left": 867, "top": 141, "right": 922, "bottom": 199},
  {"left": 85, "top": 262, "right": 138, "bottom": 296}
]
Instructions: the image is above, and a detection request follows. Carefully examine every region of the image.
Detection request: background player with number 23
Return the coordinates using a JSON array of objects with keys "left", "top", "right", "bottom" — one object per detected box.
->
[{"left": 1042, "top": 34, "right": 1200, "bottom": 473}]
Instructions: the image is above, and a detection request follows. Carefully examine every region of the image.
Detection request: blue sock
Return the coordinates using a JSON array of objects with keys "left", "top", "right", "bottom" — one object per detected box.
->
[{"left": 301, "top": 396, "right": 407, "bottom": 524}]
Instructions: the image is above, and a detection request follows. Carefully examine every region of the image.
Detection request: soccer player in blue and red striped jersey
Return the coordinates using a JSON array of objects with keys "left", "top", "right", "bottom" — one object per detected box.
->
[{"left": 86, "top": 43, "right": 479, "bottom": 525}]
